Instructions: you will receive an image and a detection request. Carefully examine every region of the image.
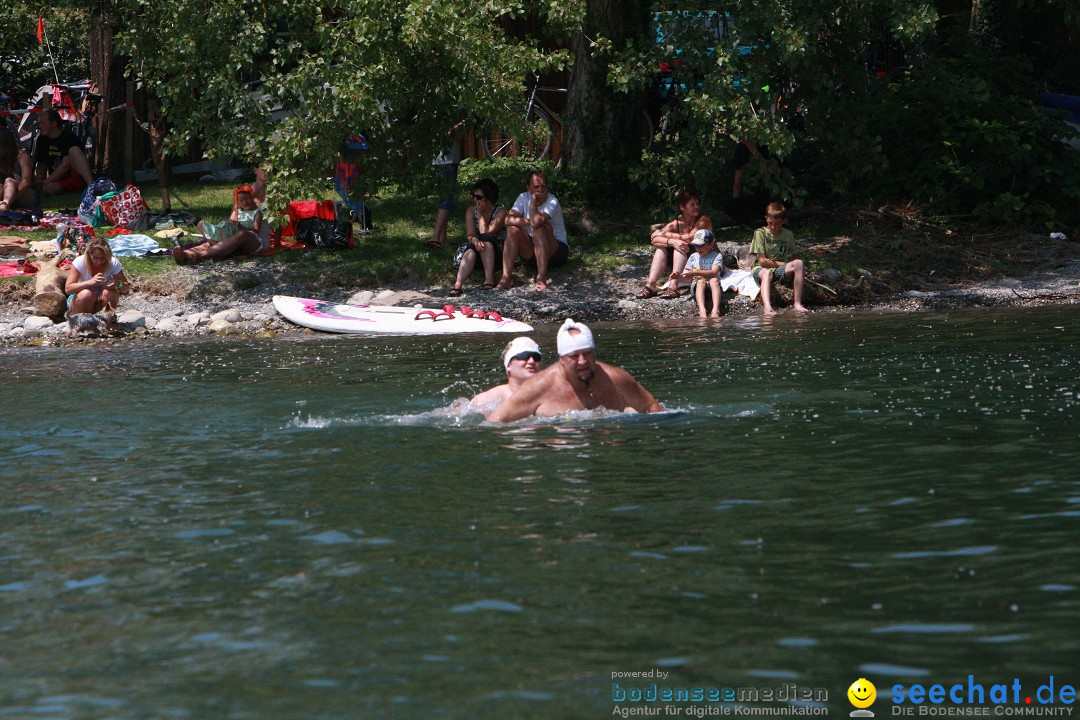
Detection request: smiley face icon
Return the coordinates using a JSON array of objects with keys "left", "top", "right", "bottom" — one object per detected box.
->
[{"left": 848, "top": 678, "right": 877, "bottom": 709}]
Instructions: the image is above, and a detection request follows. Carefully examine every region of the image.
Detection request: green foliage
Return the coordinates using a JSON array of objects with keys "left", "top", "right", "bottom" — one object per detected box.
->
[
  {"left": 113, "top": 0, "right": 574, "bottom": 215},
  {"left": 457, "top": 158, "right": 575, "bottom": 205},
  {"left": 0, "top": 4, "right": 90, "bottom": 93},
  {"left": 796, "top": 53, "right": 1080, "bottom": 228}
]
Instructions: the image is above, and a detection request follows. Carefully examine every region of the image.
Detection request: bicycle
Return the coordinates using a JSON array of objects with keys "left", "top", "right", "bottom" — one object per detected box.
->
[
  {"left": 482, "top": 72, "right": 656, "bottom": 162},
  {"left": 481, "top": 72, "right": 563, "bottom": 161}
]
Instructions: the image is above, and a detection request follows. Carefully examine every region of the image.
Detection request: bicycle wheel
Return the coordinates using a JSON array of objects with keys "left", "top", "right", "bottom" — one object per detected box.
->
[{"left": 482, "top": 104, "right": 553, "bottom": 161}]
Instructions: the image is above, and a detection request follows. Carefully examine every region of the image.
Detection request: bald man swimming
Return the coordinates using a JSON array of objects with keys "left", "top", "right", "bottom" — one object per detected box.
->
[{"left": 486, "top": 319, "right": 662, "bottom": 422}]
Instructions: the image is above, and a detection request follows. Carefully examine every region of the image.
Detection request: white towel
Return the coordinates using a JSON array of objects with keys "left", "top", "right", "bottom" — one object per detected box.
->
[{"left": 720, "top": 269, "right": 760, "bottom": 301}]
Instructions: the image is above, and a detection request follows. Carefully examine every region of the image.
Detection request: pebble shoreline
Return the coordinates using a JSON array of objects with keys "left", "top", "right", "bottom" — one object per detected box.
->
[{"left": 2, "top": 251, "right": 1078, "bottom": 346}]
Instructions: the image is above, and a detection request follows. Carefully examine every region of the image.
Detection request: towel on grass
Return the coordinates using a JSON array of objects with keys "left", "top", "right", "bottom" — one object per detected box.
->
[{"left": 108, "top": 234, "right": 162, "bottom": 257}]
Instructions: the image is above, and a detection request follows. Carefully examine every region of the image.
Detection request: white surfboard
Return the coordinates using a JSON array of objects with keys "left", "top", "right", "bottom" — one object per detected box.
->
[{"left": 273, "top": 295, "right": 533, "bottom": 335}]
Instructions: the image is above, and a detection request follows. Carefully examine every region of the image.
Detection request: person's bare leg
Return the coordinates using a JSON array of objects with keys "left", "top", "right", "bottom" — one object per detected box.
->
[
  {"left": 1, "top": 178, "right": 16, "bottom": 210},
  {"left": 789, "top": 259, "right": 808, "bottom": 312},
  {"left": 498, "top": 227, "right": 530, "bottom": 289},
  {"left": 695, "top": 282, "right": 707, "bottom": 317},
  {"left": 66, "top": 146, "right": 95, "bottom": 186},
  {"left": 69, "top": 289, "right": 99, "bottom": 314},
  {"left": 532, "top": 225, "right": 556, "bottom": 290},
  {"left": 478, "top": 243, "right": 496, "bottom": 286},
  {"left": 454, "top": 250, "right": 477, "bottom": 291},
  {"left": 760, "top": 270, "right": 776, "bottom": 316},
  {"left": 644, "top": 247, "right": 668, "bottom": 291},
  {"left": 709, "top": 278, "right": 722, "bottom": 317},
  {"left": 430, "top": 208, "right": 450, "bottom": 247}
]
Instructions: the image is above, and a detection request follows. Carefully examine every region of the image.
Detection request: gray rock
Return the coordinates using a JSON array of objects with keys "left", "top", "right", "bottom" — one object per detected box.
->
[
  {"left": 207, "top": 319, "right": 235, "bottom": 332},
  {"left": 155, "top": 317, "right": 179, "bottom": 333},
  {"left": 8, "top": 327, "right": 25, "bottom": 339},
  {"left": 211, "top": 308, "right": 242, "bottom": 324},
  {"left": 821, "top": 268, "right": 843, "bottom": 284},
  {"left": 856, "top": 268, "right": 872, "bottom": 277},
  {"left": 617, "top": 299, "right": 639, "bottom": 311},
  {"left": 348, "top": 290, "right": 376, "bottom": 306},
  {"left": 374, "top": 289, "right": 435, "bottom": 306},
  {"left": 143, "top": 316, "right": 157, "bottom": 329},
  {"left": 187, "top": 312, "right": 210, "bottom": 326},
  {"left": 24, "top": 316, "right": 55, "bottom": 331},
  {"left": 117, "top": 310, "right": 146, "bottom": 327},
  {"left": 46, "top": 323, "right": 69, "bottom": 337}
]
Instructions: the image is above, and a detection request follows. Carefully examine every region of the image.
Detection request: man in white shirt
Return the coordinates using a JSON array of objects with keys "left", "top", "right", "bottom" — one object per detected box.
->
[{"left": 496, "top": 170, "right": 569, "bottom": 291}]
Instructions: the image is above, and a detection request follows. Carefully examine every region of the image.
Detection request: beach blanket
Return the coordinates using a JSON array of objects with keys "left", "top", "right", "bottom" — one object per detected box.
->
[
  {"left": 721, "top": 269, "right": 761, "bottom": 301},
  {"left": 108, "top": 234, "right": 161, "bottom": 257},
  {"left": 0, "top": 261, "right": 37, "bottom": 277}
]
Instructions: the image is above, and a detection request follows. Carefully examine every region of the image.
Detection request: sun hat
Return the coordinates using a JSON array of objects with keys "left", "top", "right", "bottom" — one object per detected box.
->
[
  {"left": 502, "top": 336, "right": 542, "bottom": 368},
  {"left": 557, "top": 318, "right": 595, "bottom": 356},
  {"left": 690, "top": 228, "right": 716, "bottom": 246}
]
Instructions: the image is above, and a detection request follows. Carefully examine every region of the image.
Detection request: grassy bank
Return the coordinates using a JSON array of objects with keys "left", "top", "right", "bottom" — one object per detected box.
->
[{"left": 3, "top": 178, "right": 1076, "bottom": 305}]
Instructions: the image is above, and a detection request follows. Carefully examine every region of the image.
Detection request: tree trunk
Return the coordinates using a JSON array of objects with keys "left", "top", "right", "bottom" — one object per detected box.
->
[
  {"left": 89, "top": 11, "right": 129, "bottom": 178},
  {"left": 562, "top": 0, "right": 650, "bottom": 173},
  {"left": 147, "top": 99, "right": 171, "bottom": 210}
]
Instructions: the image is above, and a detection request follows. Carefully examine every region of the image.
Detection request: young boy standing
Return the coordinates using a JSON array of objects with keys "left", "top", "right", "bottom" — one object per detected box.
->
[
  {"left": 671, "top": 229, "right": 724, "bottom": 318},
  {"left": 750, "top": 202, "right": 807, "bottom": 316}
]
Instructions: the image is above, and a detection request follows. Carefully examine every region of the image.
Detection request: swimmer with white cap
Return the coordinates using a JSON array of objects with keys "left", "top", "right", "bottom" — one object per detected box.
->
[
  {"left": 470, "top": 336, "right": 544, "bottom": 410},
  {"left": 487, "top": 319, "right": 662, "bottom": 422}
]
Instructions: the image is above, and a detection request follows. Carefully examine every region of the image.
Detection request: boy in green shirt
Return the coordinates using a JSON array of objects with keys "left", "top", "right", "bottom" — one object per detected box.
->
[{"left": 749, "top": 202, "right": 808, "bottom": 316}]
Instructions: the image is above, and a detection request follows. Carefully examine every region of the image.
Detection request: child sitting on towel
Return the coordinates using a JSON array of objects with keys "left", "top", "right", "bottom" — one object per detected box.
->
[{"left": 670, "top": 229, "right": 724, "bottom": 317}]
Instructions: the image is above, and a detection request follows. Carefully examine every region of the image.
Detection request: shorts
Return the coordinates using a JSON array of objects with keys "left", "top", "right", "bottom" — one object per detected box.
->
[
  {"left": 52, "top": 170, "right": 88, "bottom": 194},
  {"left": 755, "top": 265, "right": 789, "bottom": 284},
  {"left": 525, "top": 241, "right": 570, "bottom": 269},
  {"left": 436, "top": 164, "right": 459, "bottom": 211}
]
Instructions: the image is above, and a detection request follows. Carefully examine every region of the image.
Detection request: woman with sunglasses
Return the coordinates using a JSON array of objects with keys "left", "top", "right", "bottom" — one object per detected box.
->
[{"left": 449, "top": 177, "right": 506, "bottom": 296}]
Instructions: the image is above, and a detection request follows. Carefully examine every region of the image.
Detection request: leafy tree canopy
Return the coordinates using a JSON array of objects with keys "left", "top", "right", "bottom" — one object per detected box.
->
[
  {"left": 0, "top": 5, "right": 90, "bottom": 95},
  {"left": 115, "top": 0, "right": 580, "bottom": 207}
]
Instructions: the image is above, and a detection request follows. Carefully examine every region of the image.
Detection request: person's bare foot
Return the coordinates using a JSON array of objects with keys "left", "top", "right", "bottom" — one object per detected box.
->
[
  {"left": 495, "top": 278, "right": 512, "bottom": 290},
  {"left": 793, "top": 304, "right": 809, "bottom": 313},
  {"left": 698, "top": 309, "right": 708, "bottom": 318},
  {"left": 709, "top": 311, "right": 722, "bottom": 318},
  {"left": 534, "top": 277, "right": 549, "bottom": 291},
  {"left": 763, "top": 308, "right": 778, "bottom": 317},
  {"left": 171, "top": 246, "right": 190, "bottom": 265}
]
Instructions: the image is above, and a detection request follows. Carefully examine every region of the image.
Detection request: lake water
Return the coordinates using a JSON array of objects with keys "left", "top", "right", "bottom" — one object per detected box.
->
[{"left": 2, "top": 307, "right": 1079, "bottom": 719}]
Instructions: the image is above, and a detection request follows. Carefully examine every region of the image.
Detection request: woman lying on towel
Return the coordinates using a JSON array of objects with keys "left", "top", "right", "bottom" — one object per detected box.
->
[{"left": 172, "top": 185, "right": 270, "bottom": 264}]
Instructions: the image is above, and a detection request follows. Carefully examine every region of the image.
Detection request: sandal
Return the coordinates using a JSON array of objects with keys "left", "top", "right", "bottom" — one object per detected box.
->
[
  {"left": 636, "top": 286, "right": 658, "bottom": 299},
  {"left": 425, "top": 238, "right": 444, "bottom": 249},
  {"left": 661, "top": 288, "right": 682, "bottom": 299},
  {"left": 481, "top": 282, "right": 495, "bottom": 290},
  {"left": 448, "top": 287, "right": 463, "bottom": 297}
]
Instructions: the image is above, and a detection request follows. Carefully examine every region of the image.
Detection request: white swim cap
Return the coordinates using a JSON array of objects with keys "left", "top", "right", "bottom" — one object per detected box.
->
[
  {"left": 502, "top": 336, "right": 542, "bottom": 368},
  {"left": 557, "top": 318, "right": 595, "bottom": 356}
]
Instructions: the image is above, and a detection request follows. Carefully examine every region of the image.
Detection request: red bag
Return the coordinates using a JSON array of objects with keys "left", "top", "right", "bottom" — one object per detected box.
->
[
  {"left": 282, "top": 199, "right": 337, "bottom": 239},
  {"left": 99, "top": 184, "right": 149, "bottom": 227}
]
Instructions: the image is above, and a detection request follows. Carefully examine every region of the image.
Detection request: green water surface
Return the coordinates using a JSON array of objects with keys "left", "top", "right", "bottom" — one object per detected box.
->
[{"left": 2, "top": 307, "right": 1078, "bottom": 719}]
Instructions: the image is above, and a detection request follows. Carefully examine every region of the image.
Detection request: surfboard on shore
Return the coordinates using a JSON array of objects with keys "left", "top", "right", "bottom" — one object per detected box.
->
[{"left": 273, "top": 295, "right": 534, "bottom": 335}]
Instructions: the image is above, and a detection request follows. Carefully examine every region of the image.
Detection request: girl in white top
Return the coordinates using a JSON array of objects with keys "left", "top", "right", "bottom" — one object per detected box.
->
[{"left": 66, "top": 238, "right": 130, "bottom": 314}]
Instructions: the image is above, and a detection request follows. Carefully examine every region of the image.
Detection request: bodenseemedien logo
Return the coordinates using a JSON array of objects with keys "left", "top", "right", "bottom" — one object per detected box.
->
[{"left": 849, "top": 678, "right": 877, "bottom": 717}]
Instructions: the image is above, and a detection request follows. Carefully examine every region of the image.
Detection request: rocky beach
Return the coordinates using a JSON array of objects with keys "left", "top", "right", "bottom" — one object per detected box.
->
[{"left": 2, "top": 230, "right": 1077, "bottom": 345}]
